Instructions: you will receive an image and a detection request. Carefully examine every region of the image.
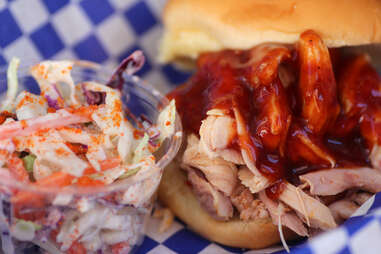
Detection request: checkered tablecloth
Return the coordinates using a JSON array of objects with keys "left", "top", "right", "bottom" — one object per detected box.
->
[
  {"left": 139, "top": 195, "right": 381, "bottom": 254},
  {"left": 1, "top": 1, "right": 381, "bottom": 253},
  {"left": 0, "top": 0, "right": 190, "bottom": 94}
]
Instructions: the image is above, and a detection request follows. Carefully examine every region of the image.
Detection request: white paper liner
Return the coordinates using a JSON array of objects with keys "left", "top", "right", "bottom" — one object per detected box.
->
[{"left": 351, "top": 195, "right": 376, "bottom": 218}]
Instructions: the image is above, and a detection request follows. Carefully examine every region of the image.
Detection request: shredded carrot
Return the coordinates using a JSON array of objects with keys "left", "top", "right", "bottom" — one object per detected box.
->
[
  {"left": 11, "top": 172, "right": 75, "bottom": 207},
  {"left": 0, "top": 150, "right": 30, "bottom": 182},
  {"left": 76, "top": 176, "right": 104, "bottom": 187},
  {"left": 66, "top": 142, "right": 88, "bottom": 155},
  {"left": 47, "top": 107, "right": 56, "bottom": 113},
  {"left": 99, "top": 157, "right": 121, "bottom": 170},
  {"left": 83, "top": 167, "right": 97, "bottom": 175},
  {"left": 11, "top": 192, "right": 45, "bottom": 208},
  {"left": 83, "top": 157, "right": 121, "bottom": 175},
  {"left": 67, "top": 241, "right": 87, "bottom": 254},
  {"left": 37, "top": 171, "right": 75, "bottom": 187},
  {"left": 7, "top": 156, "right": 29, "bottom": 183},
  {"left": 14, "top": 204, "right": 46, "bottom": 220},
  {"left": 12, "top": 138, "right": 20, "bottom": 147},
  {"left": 111, "top": 242, "right": 130, "bottom": 254}
]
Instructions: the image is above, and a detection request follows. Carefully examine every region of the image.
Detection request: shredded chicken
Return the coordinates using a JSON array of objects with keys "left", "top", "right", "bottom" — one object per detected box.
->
[
  {"left": 329, "top": 200, "right": 359, "bottom": 224},
  {"left": 288, "top": 124, "right": 336, "bottom": 167},
  {"left": 200, "top": 112, "right": 244, "bottom": 164},
  {"left": 259, "top": 191, "right": 308, "bottom": 236},
  {"left": 349, "top": 192, "right": 373, "bottom": 206},
  {"left": 233, "top": 107, "right": 270, "bottom": 192},
  {"left": 239, "top": 168, "right": 335, "bottom": 231},
  {"left": 187, "top": 169, "right": 233, "bottom": 220},
  {"left": 232, "top": 107, "right": 259, "bottom": 177},
  {"left": 370, "top": 145, "right": 381, "bottom": 171},
  {"left": 278, "top": 182, "right": 337, "bottom": 230},
  {"left": 300, "top": 167, "right": 381, "bottom": 196},
  {"left": 336, "top": 191, "right": 374, "bottom": 221},
  {"left": 172, "top": 30, "right": 381, "bottom": 241},
  {"left": 298, "top": 30, "right": 340, "bottom": 134},
  {"left": 182, "top": 135, "right": 237, "bottom": 196},
  {"left": 200, "top": 113, "right": 235, "bottom": 151},
  {"left": 238, "top": 167, "right": 270, "bottom": 194},
  {"left": 231, "top": 184, "right": 269, "bottom": 221}
]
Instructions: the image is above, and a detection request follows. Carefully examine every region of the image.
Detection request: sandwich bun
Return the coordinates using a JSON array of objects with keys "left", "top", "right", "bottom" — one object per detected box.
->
[
  {"left": 159, "top": 0, "right": 381, "bottom": 66},
  {"left": 158, "top": 160, "right": 298, "bottom": 249}
]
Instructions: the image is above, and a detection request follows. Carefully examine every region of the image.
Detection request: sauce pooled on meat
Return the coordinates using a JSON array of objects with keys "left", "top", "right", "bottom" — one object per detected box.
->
[{"left": 169, "top": 30, "right": 381, "bottom": 199}]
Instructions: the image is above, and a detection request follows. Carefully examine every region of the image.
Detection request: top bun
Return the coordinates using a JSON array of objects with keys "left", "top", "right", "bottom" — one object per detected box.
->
[{"left": 159, "top": 0, "right": 381, "bottom": 64}]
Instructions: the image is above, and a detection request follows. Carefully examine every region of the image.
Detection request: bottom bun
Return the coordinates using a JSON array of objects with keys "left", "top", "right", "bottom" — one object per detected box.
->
[{"left": 158, "top": 160, "right": 299, "bottom": 249}]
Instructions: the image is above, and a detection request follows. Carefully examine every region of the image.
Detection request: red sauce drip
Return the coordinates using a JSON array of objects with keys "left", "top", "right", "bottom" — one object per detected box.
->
[
  {"left": 168, "top": 51, "right": 252, "bottom": 133},
  {"left": 168, "top": 42, "right": 381, "bottom": 200},
  {"left": 265, "top": 179, "right": 286, "bottom": 200},
  {"left": 167, "top": 72, "right": 209, "bottom": 134}
]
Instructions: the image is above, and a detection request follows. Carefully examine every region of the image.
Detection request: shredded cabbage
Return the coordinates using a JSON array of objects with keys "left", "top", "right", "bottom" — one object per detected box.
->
[
  {"left": 53, "top": 193, "right": 73, "bottom": 206},
  {"left": 132, "top": 133, "right": 150, "bottom": 164},
  {"left": 22, "top": 154, "right": 36, "bottom": 173},
  {"left": 18, "top": 129, "right": 88, "bottom": 177},
  {"left": 119, "top": 168, "right": 140, "bottom": 179},
  {"left": 15, "top": 91, "right": 48, "bottom": 120},
  {"left": 157, "top": 99, "right": 176, "bottom": 142},
  {"left": 15, "top": 219, "right": 42, "bottom": 231},
  {"left": 91, "top": 167, "right": 125, "bottom": 184},
  {"left": 11, "top": 219, "right": 41, "bottom": 241},
  {"left": 117, "top": 133, "right": 153, "bottom": 179},
  {"left": 2, "top": 57, "right": 20, "bottom": 111},
  {"left": 84, "top": 82, "right": 134, "bottom": 161},
  {"left": 30, "top": 61, "right": 77, "bottom": 106}
]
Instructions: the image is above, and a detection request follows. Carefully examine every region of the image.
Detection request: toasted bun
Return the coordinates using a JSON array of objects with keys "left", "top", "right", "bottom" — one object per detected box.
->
[
  {"left": 159, "top": 0, "right": 381, "bottom": 64},
  {"left": 158, "top": 160, "right": 298, "bottom": 249}
]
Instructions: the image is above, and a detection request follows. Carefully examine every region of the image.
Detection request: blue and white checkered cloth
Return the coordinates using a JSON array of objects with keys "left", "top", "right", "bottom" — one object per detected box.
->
[{"left": 1, "top": 1, "right": 381, "bottom": 253}]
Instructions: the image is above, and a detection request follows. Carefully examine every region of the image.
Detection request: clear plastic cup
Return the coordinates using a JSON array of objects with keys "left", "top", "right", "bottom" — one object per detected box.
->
[{"left": 0, "top": 60, "right": 182, "bottom": 254}]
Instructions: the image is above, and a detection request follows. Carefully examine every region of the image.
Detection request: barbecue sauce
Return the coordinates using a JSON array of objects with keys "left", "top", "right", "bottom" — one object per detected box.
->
[{"left": 168, "top": 33, "right": 380, "bottom": 200}]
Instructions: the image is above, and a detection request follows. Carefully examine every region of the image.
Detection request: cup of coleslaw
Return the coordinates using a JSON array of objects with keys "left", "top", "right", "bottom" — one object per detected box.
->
[{"left": 0, "top": 55, "right": 182, "bottom": 254}]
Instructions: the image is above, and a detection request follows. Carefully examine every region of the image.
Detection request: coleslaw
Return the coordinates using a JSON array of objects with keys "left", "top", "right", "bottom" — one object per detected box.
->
[{"left": 0, "top": 52, "right": 179, "bottom": 254}]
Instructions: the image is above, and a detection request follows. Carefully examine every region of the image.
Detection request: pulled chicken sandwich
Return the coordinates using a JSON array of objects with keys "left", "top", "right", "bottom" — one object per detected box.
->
[{"left": 158, "top": 0, "right": 381, "bottom": 249}]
